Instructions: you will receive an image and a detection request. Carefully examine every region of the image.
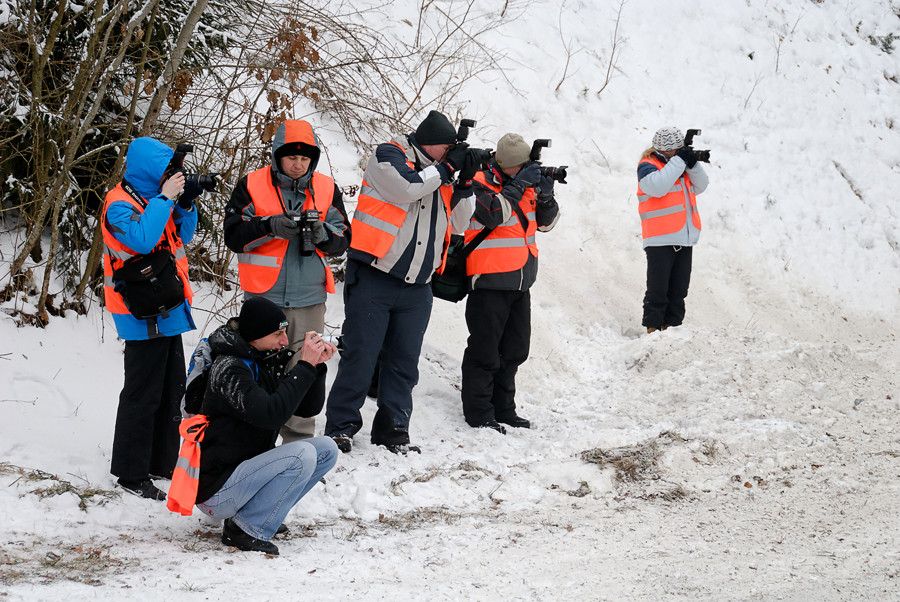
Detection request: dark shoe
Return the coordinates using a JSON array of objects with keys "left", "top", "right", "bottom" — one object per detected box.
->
[
  {"left": 497, "top": 414, "right": 531, "bottom": 429},
  {"left": 117, "top": 478, "right": 166, "bottom": 501},
  {"left": 386, "top": 443, "right": 421, "bottom": 455},
  {"left": 222, "top": 518, "right": 279, "bottom": 555},
  {"left": 331, "top": 435, "right": 353, "bottom": 453},
  {"left": 470, "top": 420, "right": 506, "bottom": 434},
  {"left": 276, "top": 523, "right": 289, "bottom": 536}
]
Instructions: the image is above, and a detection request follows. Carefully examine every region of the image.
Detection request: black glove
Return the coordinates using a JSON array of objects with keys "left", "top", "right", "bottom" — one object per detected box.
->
[
  {"left": 501, "top": 162, "right": 541, "bottom": 204},
  {"left": 269, "top": 214, "right": 300, "bottom": 240},
  {"left": 537, "top": 173, "right": 555, "bottom": 201},
  {"left": 457, "top": 149, "right": 482, "bottom": 182},
  {"left": 443, "top": 143, "right": 469, "bottom": 170},
  {"left": 676, "top": 147, "right": 698, "bottom": 169}
]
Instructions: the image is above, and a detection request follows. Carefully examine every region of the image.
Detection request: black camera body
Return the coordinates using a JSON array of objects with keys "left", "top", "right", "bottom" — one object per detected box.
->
[
  {"left": 455, "top": 118, "right": 493, "bottom": 168},
  {"left": 293, "top": 209, "right": 320, "bottom": 256},
  {"left": 162, "top": 143, "right": 219, "bottom": 192},
  {"left": 529, "top": 138, "right": 569, "bottom": 184},
  {"left": 684, "top": 129, "right": 711, "bottom": 163}
]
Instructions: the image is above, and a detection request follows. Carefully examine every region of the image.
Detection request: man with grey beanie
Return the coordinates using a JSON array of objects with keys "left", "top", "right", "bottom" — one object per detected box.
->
[
  {"left": 324, "top": 110, "right": 476, "bottom": 454},
  {"left": 459, "top": 133, "right": 560, "bottom": 433},
  {"left": 636, "top": 126, "right": 710, "bottom": 333}
]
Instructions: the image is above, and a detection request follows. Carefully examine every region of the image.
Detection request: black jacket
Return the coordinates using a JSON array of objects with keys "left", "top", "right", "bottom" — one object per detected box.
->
[{"left": 196, "top": 319, "right": 323, "bottom": 503}]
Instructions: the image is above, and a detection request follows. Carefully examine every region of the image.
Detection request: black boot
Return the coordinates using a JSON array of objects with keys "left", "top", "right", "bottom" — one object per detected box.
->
[
  {"left": 469, "top": 420, "right": 507, "bottom": 435},
  {"left": 117, "top": 478, "right": 166, "bottom": 501},
  {"left": 222, "top": 518, "right": 279, "bottom": 555},
  {"left": 331, "top": 435, "right": 352, "bottom": 453},
  {"left": 497, "top": 414, "right": 531, "bottom": 429}
]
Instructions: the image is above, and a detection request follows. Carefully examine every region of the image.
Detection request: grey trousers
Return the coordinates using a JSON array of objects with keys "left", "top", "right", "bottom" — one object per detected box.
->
[{"left": 280, "top": 303, "right": 326, "bottom": 442}]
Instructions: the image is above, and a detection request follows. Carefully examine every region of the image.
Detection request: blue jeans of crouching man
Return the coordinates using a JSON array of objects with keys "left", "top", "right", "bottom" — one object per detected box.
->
[{"left": 197, "top": 437, "right": 338, "bottom": 541}]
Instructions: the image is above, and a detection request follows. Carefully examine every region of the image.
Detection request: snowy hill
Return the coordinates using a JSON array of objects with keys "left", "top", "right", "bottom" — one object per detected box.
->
[{"left": 2, "top": 0, "right": 899, "bottom": 599}]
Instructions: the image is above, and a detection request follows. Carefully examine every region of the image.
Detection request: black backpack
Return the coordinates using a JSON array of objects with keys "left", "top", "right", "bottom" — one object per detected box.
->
[{"left": 181, "top": 338, "right": 257, "bottom": 416}]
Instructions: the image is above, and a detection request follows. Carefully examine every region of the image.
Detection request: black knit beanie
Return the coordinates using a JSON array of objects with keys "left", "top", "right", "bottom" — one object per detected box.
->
[
  {"left": 238, "top": 297, "right": 288, "bottom": 343},
  {"left": 414, "top": 110, "right": 457, "bottom": 145},
  {"left": 274, "top": 141, "right": 320, "bottom": 164}
]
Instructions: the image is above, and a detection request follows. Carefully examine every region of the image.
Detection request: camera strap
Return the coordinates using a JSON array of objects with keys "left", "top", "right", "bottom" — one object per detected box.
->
[{"left": 121, "top": 179, "right": 148, "bottom": 209}]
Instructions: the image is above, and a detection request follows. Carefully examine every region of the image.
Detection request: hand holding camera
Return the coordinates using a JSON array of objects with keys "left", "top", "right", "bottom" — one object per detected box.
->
[
  {"left": 682, "top": 129, "right": 711, "bottom": 167},
  {"left": 270, "top": 214, "right": 300, "bottom": 240},
  {"left": 676, "top": 147, "right": 699, "bottom": 169},
  {"left": 161, "top": 171, "right": 185, "bottom": 201},
  {"left": 444, "top": 142, "right": 469, "bottom": 170}
]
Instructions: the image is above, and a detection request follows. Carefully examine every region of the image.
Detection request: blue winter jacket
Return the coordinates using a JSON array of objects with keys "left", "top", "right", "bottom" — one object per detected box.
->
[{"left": 105, "top": 137, "right": 197, "bottom": 340}]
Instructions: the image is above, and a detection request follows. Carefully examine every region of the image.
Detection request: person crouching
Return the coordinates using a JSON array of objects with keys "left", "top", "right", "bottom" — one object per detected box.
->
[{"left": 195, "top": 297, "right": 338, "bottom": 554}]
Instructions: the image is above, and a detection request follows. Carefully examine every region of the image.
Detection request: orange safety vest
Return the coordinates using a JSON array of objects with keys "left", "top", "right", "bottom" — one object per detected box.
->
[
  {"left": 636, "top": 155, "right": 702, "bottom": 240},
  {"left": 464, "top": 171, "right": 538, "bottom": 275},
  {"left": 101, "top": 183, "right": 193, "bottom": 315},
  {"left": 351, "top": 142, "right": 455, "bottom": 272},
  {"left": 236, "top": 167, "right": 336, "bottom": 294},
  {"left": 166, "top": 414, "right": 210, "bottom": 516}
]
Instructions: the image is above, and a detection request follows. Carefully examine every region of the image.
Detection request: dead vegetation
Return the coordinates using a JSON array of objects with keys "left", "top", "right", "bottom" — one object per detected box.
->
[{"left": 4, "top": 463, "right": 120, "bottom": 511}]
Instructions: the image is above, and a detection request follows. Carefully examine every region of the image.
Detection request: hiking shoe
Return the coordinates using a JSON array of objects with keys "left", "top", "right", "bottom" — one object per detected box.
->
[
  {"left": 470, "top": 420, "right": 506, "bottom": 434},
  {"left": 331, "top": 435, "right": 353, "bottom": 453},
  {"left": 117, "top": 478, "right": 166, "bottom": 501},
  {"left": 386, "top": 443, "right": 421, "bottom": 455},
  {"left": 276, "top": 523, "right": 289, "bottom": 536},
  {"left": 222, "top": 518, "right": 279, "bottom": 555},
  {"left": 497, "top": 415, "right": 531, "bottom": 429}
]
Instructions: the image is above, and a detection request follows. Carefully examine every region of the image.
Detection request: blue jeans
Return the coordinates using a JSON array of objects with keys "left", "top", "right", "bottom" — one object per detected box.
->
[
  {"left": 197, "top": 437, "right": 338, "bottom": 541},
  {"left": 325, "top": 260, "right": 433, "bottom": 445}
]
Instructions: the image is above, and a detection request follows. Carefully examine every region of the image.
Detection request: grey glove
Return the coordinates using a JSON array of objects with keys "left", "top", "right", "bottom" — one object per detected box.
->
[
  {"left": 310, "top": 219, "right": 327, "bottom": 244},
  {"left": 269, "top": 214, "right": 300, "bottom": 240}
]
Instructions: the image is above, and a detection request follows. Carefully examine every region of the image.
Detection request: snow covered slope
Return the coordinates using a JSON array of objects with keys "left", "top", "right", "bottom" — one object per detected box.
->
[{"left": 1, "top": 0, "right": 898, "bottom": 599}]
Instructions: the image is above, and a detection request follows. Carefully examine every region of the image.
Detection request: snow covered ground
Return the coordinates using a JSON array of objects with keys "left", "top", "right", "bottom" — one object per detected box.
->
[{"left": 2, "top": 0, "right": 899, "bottom": 599}]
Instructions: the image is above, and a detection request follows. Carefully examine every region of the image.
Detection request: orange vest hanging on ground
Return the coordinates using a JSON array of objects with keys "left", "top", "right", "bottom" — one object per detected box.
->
[
  {"left": 101, "top": 184, "right": 193, "bottom": 315},
  {"left": 236, "top": 167, "right": 336, "bottom": 294},
  {"left": 636, "top": 155, "right": 702, "bottom": 240},
  {"left": 166, "top": 414, "right": 210, "bottom": 516},
  {"left": 464, "top": 171, "right": 538, "bottom": 276},
  {"left": 351, "top": 142, "right": 455, "bottom": 271}
]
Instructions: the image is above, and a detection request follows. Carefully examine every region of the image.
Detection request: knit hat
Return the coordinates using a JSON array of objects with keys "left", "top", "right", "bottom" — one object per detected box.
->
[
  {"left": 414, "top": 110, "right": 457, "bottom": 145},
  {"left": 274, "top": 141, "right": 319, "bottom": 164},
  {"left": 238, "top": 297, "right": 289, "bottom": 343},
  {"left": 495, "top": 133, "right": 531, "bottom": 168},
  {"left": 652, "top": 127, "right": 685, "bottom": 151}
]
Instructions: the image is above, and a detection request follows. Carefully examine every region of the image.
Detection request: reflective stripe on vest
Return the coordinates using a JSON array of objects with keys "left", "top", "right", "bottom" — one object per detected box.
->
[
  {"left": 238, "top": 167, "right": 336, "bottom": 294},
  {"left": 351, "top": 141, "right": 454, "bottom": 270},
  {"left": 464, "top": 171, "right": 539, "bottom": 276},
  {"left": 101, "top": 183, "right": 193, "bottom": 315},
  {"left": 166, "top": 414, "right": 210, "bottom": 516},
  {"left": 636, "top": 156, "right": 702, "bottom": 240}
]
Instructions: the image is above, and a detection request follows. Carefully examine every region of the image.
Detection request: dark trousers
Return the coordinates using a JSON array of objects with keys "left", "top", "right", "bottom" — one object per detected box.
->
[
  {"left": 111, "top": 335, "right": 185, "bottom": 480},
  {"left": 461, "top": 289, "right": 531, "bottom": 426},
  {"left": 642, "top": 245, "right": 693, "bottom": 329},
  {"left": 324, "top": 261, "right": 433, "bottom": 445}
]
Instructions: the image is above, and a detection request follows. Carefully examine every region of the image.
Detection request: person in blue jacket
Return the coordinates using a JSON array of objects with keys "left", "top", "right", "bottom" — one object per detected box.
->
[{"left": 101, "top": 137, "right": 203, "bottom": 500}]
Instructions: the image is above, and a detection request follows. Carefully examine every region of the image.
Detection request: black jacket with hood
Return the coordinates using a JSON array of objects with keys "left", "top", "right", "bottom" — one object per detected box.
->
[{"left": 196, "top": 318, "right": 324, "bottom": 503}]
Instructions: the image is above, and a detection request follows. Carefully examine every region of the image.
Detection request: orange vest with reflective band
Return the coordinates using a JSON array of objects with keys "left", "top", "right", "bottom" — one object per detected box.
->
[
  {"left": 464, "top": 171, "right": 538, "bottom": 275},
  {"left": 351, "top": 142, "right": 455, "bottom": 272},
  {"left": 236, "top": 167, "right": 336, "bottom": 294},
  {"left": 636, "top": 155, "right": 702, "bottom": 240},
  {"left": 166, "top": 414, "right": 209, "bottom": 516},
  {"left": 101, "top": 184, "right": 193, "bottom": 315}
]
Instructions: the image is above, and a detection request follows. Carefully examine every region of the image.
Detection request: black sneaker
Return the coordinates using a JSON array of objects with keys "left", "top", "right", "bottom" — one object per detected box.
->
[
  {"left": 386, "top": 443, "right": 421, "bottom": 455},
  {"left": 222, "top": 518, "right": 279, "bottom": 555},
  {"left": 470, "top": 420, "right": 507, "bottom": 434},
  {"left": 331, "top": 435, "right": 353, "bottom": 453},
  {"left": 497, "top": 415, "right": 531, "bottom": 429},
  {"left": 117, "top": 478, "right": 166, "bottom": 501}
]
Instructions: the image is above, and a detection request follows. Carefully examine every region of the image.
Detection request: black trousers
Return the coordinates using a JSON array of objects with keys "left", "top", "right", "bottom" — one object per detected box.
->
[
  {"left": 111, "top": 335, "right": 185, "bottom": 481},
  {"left": 461, "top": 289, "right": 531, "bottom": 426},
  {"left": 642, "top": 245, "right": 693, "bottom": 329}
]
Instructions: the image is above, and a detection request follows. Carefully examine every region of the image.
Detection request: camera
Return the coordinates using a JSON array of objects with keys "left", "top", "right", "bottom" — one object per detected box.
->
[
  {"left": 529, "top": 139, "right": 569, "bottom": 184},
  {"left": 292, "top": 209, "right": 320, "bottom": 256},
  {"left": 455, "top": 118, "right": 493, "bottom": 168},
  {"left": 684, "top": 129, "right": 711, "bottom": 163},
  {"left": 162, "top": 143, "right": 220, "bottom": 192}
]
